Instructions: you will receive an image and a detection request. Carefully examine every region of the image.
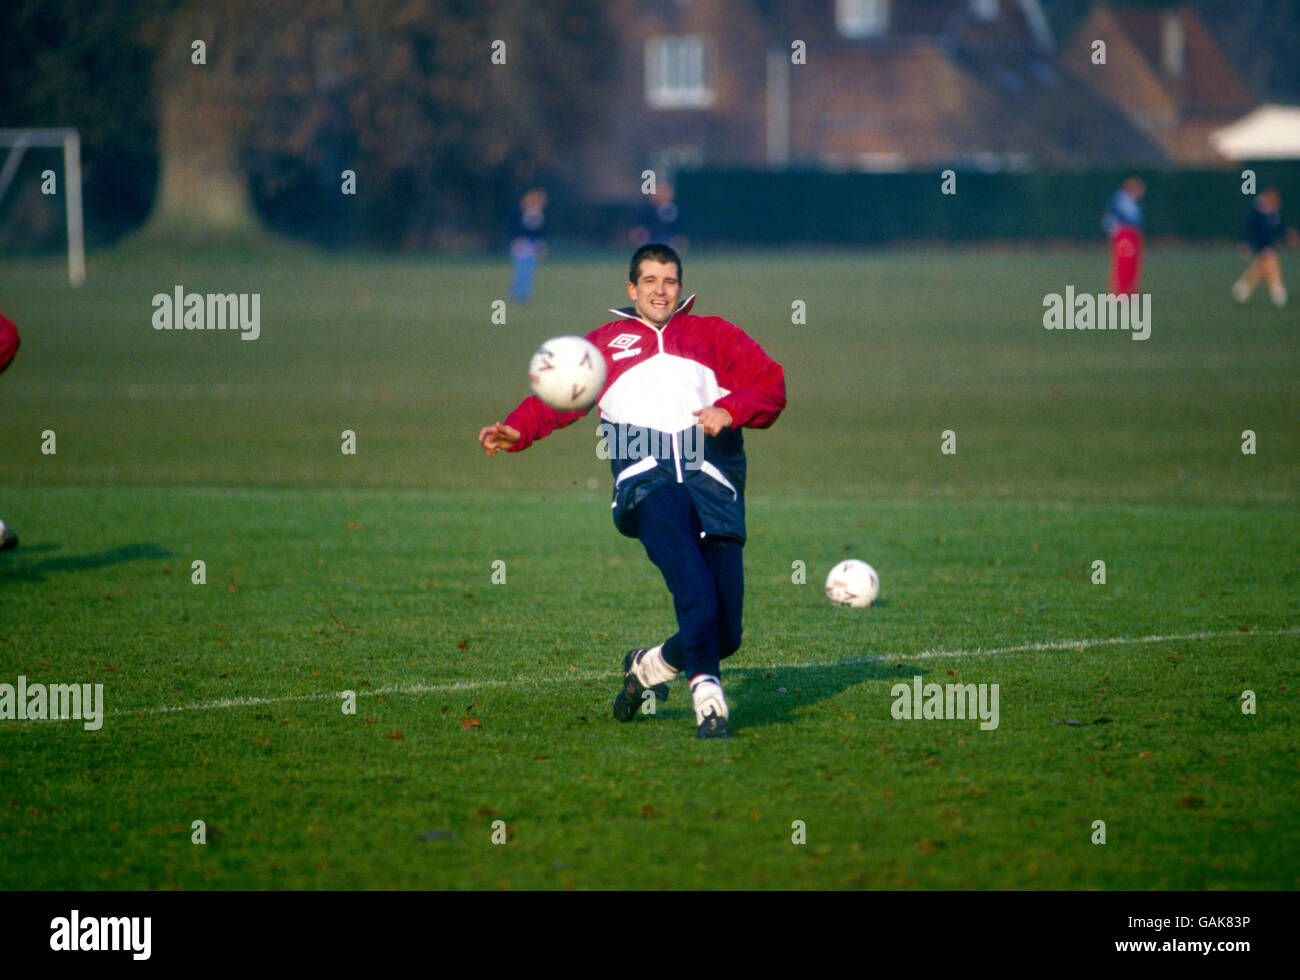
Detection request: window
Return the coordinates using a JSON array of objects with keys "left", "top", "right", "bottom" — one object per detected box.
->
[
  {"left": 645, "top": 36, "right": 713, "bottom": 109},
  {"left": 836, "top": 0, "right": 889, "bottom": 38}
]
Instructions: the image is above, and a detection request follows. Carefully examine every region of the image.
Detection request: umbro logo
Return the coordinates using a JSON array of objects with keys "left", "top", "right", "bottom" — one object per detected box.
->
[{"left": 608, "top": 333, "right": 643, "bottom": 360}]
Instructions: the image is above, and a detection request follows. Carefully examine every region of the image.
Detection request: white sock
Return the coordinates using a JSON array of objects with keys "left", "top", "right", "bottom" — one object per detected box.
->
[
  {"left": 690, "top": 675, "right": 728, "bottom": 725},
  {"left": 1270, "top": 284, "right": 1287, "bottom": 307},
  {"left": 1232, "top": 280, "right": 1251, "bottom": 302},
  {"left": 635, "top": 645, "right": 678, "bottom": 686}
]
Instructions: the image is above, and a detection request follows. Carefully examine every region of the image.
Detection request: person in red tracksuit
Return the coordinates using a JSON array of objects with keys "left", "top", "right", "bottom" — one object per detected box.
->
[
  {"left": 1103, "top": 176, "right": 1146, "bottom": 295},
  {"left": 478, "top": 244, "right": 786, "bottom": 738},
  {"left": 0, "top": 312, "right": 20, "bottom": 552}
]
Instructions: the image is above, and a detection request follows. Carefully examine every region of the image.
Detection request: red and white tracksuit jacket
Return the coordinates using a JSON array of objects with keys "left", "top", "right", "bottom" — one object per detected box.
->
[{"left": 503, "top": 295, "right": 786, "bottom": 540}]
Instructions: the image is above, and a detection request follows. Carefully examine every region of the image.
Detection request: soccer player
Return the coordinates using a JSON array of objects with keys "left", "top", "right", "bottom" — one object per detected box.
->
[
  {"left": 1232, "top": 188, "right": 1299, "bottom": 308},
  {"left": 1103, "top": 176, "right": 1145, "bottom": 295},
  {"left": 0, "top": 312, "right": 20, "bottom": 552},
  {"left": 478, "top": 244, "right": 786, "bottom": 738}
]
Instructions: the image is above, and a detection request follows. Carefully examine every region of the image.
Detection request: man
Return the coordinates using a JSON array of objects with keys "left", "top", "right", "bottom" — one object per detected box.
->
[
  {"left": 1103, "top": 176, "right": 1145, "bottom": 295},
  {"left": 478, "top": 244, "right": 786, "bottom": 738},
  {"left": 630, "top": 182, "right": 687, "bottom": 254},
  {"left": 0, "top": 312, "right": 20, "bottom": 552},
  {"left": 509, "top": 188, "right": 548, "bottom": 303},
  {"left": 1232, "top": 188, "right": 1298, "bottom": 308}
]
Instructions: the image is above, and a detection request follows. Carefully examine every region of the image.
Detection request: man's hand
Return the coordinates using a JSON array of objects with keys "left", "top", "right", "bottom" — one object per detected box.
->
[
  {"left": 478, "top": 422, "right": 521, "bottom": 455},
  {"left": 693, "top": 406, "right": 733, "bottom": 437}
]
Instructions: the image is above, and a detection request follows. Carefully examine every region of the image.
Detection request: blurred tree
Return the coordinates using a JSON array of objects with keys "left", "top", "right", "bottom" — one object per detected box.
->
[
  {"left": 0, "top": 0, "right": 158, "bottom": 247},
  {"left": 2, "top": 0, "right": 611, "bottom": 247},
  {"left": 138, "top": 0, "right": 264, "bottom": 239},
  {"left": 239, "top": 0, "right": 612, "bottom": 248}
]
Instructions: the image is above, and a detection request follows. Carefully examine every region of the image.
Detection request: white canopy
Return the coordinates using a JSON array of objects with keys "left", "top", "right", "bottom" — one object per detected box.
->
[{"left": 1211, "top": 104, "right": 1300, "bottom": 161}]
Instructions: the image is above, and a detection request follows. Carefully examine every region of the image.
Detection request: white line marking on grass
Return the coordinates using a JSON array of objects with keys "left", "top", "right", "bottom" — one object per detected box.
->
[
  {"left": 840, "top": 625, "right": 1300, "bottom": 665},
  {"left": 124, "top": 670, "right": 617, "bottom": 717},
  {"left": 120, "top": 626, "right": 1298, "bottom": 718}
]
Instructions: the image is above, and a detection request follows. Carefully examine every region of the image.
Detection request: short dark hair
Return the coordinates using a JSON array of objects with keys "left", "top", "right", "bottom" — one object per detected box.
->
[{"left": 629, "top": 244, "right": 682, "bottom": 284}]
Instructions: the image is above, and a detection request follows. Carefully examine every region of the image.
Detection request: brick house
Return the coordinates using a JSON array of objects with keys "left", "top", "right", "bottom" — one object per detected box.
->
[{"left": 580, "top": 0, "right": 1255, "bottom": 204}]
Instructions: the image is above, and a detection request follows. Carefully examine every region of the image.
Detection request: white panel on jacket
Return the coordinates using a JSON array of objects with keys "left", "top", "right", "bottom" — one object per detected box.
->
[{"left": 599, "top": 352, "right": 731, "bottom": 432}]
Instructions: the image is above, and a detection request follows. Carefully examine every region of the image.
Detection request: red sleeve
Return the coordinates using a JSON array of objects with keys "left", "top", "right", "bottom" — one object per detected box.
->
[
  {"left": 0, "top": 313, "right": 19, "bottom": 374},
  {"left": 501, "top": 395, "right": 590, "bottom": 451},
  {"left": 500, "top": 325, "right": 607, "bottom": 450},
  {"left": 709, "top": 320, "right": 786, "bottom": 429}
]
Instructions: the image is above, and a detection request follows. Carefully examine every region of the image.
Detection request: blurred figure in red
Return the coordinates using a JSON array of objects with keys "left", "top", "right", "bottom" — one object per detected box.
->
[
  {"left": 0, "top": 312, "right": 20, "bottom": 552},
  {"left": 1103, "top": 176, "right": 1145, "bottom": 295}
]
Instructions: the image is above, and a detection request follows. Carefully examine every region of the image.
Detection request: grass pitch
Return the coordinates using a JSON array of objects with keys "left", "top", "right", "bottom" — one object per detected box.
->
[{"left": 1, "top": 242, "right": 1297, "bottom": 888}]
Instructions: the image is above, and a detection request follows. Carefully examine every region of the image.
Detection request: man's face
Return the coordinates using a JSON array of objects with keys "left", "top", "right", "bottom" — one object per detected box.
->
[{"left": 627, "top": 259, "right": 682, "bottom": 326}]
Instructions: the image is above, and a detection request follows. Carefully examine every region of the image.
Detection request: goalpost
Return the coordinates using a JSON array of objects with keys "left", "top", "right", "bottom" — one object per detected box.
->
[{"left": 0, "top": 128, "right": 85, "bottom": 286}]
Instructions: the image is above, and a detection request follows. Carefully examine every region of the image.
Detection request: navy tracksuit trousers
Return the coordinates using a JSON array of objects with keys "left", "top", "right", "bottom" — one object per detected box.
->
[{"left": 630, "top": 483, "right": 744, "bottom": 680}]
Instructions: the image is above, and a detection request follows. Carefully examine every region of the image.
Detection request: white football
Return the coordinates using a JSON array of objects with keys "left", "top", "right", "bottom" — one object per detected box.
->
[
  {"left": 528, "top": 336, "right": 606, "bottom": 411},
  {"left": 825, "top": 559, "right": 880, "bottom": 608}
]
